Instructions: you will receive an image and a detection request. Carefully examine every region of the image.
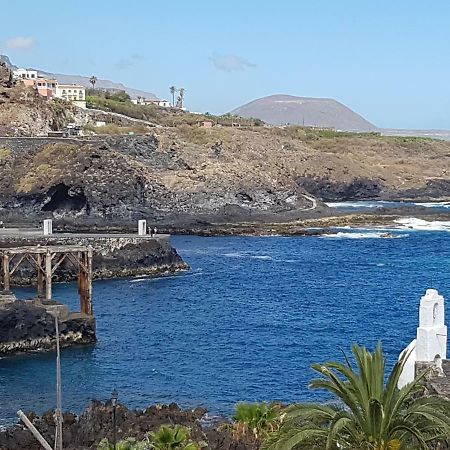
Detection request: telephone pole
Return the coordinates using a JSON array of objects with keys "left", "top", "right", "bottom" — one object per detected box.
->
[{"left": 54, "top": 317, "right": 63, "bottom": 450}]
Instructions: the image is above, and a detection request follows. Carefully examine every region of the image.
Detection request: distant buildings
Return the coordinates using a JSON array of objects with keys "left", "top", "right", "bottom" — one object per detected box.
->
[
  {"left": 13, "top": 67, "right": 86, "bottom": 108},
  {"left": 12, "top": 68, "right": 37, "bottom": 80},
  {"left": 199, "top": 120, "right": 214, "bottom": 128},
  {"left": 131, "top": 97, "right": 171, "bottom": 108},
  {"left": 54, "top": 84, "right": 86, "bottom": 108}
]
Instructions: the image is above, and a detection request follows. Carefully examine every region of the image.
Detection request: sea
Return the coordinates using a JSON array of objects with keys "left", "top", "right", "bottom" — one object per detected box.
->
[{"left": 1, "top": 206, "right": 450, "bottom": 425}]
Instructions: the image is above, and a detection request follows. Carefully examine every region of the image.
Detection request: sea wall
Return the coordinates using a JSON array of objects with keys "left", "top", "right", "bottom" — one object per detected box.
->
[{"left": 0, "top": 233, "right": 188, "bottom": 284}]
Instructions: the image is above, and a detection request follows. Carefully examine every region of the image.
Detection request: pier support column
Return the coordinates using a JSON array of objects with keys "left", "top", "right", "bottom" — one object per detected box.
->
[
  {"left": 37, "top": 254, "right": 44, "bottom": 303},
  {"left": 79, "top": 248, "right": 93, "bottom": 316},
  {"left": 45, "top": 251, "right": 52, "bottom": 301},
  {"left": 2, "top": 253, "right": 10, "bottom": 293},
  {"left": 86, "top": 247, "right": 93, "bottom": 315}
]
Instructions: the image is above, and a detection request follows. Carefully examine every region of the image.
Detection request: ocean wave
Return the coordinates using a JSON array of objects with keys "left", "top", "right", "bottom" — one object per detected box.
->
[
  {"left": 251, "top": 255, "right": 272, "bottom": 260},
  {"left": 321, "top": 232, "right": 406, "bottom": 239},
  {"left": 326, "top": 201, "right": 382, "bottom": 209},
  {"left": 394, "top": 217, "right": 450, "bottom": 231},
  {"left": 223, "top": 252, "right": 245, "bottom": 258},
  {"left": 413, "top": 201, "right": 450, "bottom": 208}
]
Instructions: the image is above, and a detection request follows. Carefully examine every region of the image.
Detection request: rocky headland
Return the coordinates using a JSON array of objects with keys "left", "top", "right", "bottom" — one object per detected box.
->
[{"left": 0, "top": 298, "right": 96, "bottom": 356}]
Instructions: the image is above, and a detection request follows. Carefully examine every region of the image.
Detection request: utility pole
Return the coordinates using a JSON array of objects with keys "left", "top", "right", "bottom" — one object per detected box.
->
[
  {"left": 17, "top": 410, "right": 53, "bottom": 450},
  {"left": 54, "top": 317, "right": 63, "bottom": 450}
]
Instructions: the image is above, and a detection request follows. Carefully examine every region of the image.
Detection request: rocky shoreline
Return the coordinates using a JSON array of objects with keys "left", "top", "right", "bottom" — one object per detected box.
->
[
  {"left": 0, "top": 299, "right": 96, "bottom": 356},
  {"left": 0, "top": 402, "right": 249, "bottom": 450}
]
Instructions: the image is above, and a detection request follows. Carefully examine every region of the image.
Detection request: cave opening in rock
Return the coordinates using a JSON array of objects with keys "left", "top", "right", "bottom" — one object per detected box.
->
[{"left": 42, "top": 183, "right": 89, "bottom": 213}]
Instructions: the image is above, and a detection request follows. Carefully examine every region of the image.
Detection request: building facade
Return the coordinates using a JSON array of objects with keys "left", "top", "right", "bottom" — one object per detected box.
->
[
  {"left": 53, "top": 84, "right": 86, "bottom": 108},
  {"left": 12, "top": 68, "right": 38, "bottom": 80}
]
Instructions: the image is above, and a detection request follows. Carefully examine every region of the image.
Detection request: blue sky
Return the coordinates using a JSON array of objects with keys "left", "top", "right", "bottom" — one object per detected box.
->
[{"left": 2, "top": 0, "right": 450, "bottom": 129}]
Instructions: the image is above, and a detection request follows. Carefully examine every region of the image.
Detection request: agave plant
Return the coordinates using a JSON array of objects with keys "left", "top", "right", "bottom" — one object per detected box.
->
[
  {"left": 231, "top": 402, "right": 281, "bottom": 442},
  {"left": 264, "top": 342, "right": 450, "bottom": 450},
  {"left": 148, "top": 425, "right": 204, "bottom": 450}
]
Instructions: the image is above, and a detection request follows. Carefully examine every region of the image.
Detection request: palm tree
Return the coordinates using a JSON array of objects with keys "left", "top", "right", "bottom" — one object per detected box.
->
[
  {"left": 169, "top": 86, "right": 177, "bottom": 107},
  {"left": 90, "top": 75, "right": 98, "bottom": 89},
  {"left": 178, "top": 88, "right": 185, "bottom": 109},
  {"left": 149, "top": 425, "right": 204, "bottom": 450},
  {"left": 265, "top": 342, "right": 450, "bottom": 450},
  {"left": 231, "top": 402, "right": 281, "bottom": 443}
]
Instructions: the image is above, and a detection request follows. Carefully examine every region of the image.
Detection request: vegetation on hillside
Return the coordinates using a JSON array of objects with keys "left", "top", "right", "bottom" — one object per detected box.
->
[{"left": 86, "top": 89, "right": 263, "bottom": 128}]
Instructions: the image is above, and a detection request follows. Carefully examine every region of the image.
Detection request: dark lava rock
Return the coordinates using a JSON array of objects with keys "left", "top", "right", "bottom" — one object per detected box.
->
[
  {"left": 0, "top": 301, "right": 96, "bottom": 356},
  {"left": 0, "top": 402, "right": 252, "bottom": 450},
  {"left": 297, "top": 175, "right": 383, "bottom": 201},
  {"left": 0, "top": 61, "right": 13, "bottom": 89}
]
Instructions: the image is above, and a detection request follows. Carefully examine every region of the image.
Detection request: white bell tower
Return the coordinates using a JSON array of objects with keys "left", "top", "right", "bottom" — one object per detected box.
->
[
  {"left": 416, "top": 289, "right": 447, "bottom": 361},
  {"left": 398, "top": 289, "right": 447, "bottom": 388}
]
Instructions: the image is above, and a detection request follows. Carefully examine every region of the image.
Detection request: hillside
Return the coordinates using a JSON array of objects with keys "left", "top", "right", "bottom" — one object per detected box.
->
[
  {"left": 232, "top": 94, "right": 377, "bottom": 131},
  {"left": 0, "top": 55, "right": 158, "bottom": 100},
  {"left": 0, "top": 61, "right": 84, "bottom": 136},
  {"left": 2, "top": 60, "right": 450, "bottom": 227},
  {"left": 1, "top": 127, "right": 450, "bottom": 228}
]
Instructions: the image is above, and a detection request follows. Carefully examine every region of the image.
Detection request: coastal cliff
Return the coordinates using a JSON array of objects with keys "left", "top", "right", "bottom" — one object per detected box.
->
[{"left": 2, "top": 132, "right": 450, "bottom": 230}]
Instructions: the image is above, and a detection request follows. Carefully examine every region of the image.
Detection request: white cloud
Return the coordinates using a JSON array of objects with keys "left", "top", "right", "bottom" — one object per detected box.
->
[
  {"left": 5, "top": 36, "right": 35, "bottom": 50},
  {"left": 209, "top": 53, "right": 256, "bottom": 72}
]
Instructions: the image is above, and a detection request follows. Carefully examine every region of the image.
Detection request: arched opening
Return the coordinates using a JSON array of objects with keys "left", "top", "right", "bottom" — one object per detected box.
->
[
  {"left": 42, "top": 183, "right": 89, "bottom": 214},
  {"left": 433, "top": 303, "right": 439, "bottom": 324}
]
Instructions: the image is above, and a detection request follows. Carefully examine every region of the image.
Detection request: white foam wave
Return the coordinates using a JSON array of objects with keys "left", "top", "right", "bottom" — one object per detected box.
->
[
  {"left": 326, "top": 202, "right": 381, "bottom": 209},
  {"left": 223, "top": 252, "right": 245, "bottom": 258},
  {"left": 321, "top": 232, "right": 406, "bottom": 239},
  {"left": 394, "top": 217, "right": 450, "bottom": 231},
  {"left": 251, "top": 255, "right": 272, "bottom": 260},
  {"left": 414, "top": 202, "right": 450, "bottom": 208}
]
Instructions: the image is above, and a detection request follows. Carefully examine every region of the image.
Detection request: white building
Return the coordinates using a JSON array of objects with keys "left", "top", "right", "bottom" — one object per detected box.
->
[
  {"left": 131, "top": 98, "right": 171, "bottom": 108},
  {"left": 154, "top": 99, "right": 171, "bottom": 107},
  {"left": 398, "top": 289, "right": 448, "bottom": 388},
  {"left": 54, "top": 84, "right": 86, "bottom": 109},
  {"left": 13, "top": 68, "right": 38, "bottom": 80}
]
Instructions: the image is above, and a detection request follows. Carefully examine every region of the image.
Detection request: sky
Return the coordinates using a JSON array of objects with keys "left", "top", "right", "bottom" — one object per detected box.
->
[{"left": 2, "top": 0, "right": 450, "bottom": 129}]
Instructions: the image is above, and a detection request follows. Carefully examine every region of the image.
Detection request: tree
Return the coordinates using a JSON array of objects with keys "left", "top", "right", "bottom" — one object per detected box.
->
[
  {"left": 90, "top": 75, "right": 98, "bottom": 89},
  {"left": 169, "top": 86, "right": 177, "bottom": 107},
  {"left": 149, "top": 425, "right": 205, "bottom": 450},
  {"left": 265, "top": 342, "right": 450, "bottom": 450},
  {"left": 178, "top": 88, "right": 185, "bottom": 109},
  {"left": 231, "top": 402, "right": 281, "bottom": 443}
]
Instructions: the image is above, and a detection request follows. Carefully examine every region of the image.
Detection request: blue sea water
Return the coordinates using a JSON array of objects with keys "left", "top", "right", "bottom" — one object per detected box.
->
[{"left": 1, "top": 230, "right": 450, "bottom": 425}]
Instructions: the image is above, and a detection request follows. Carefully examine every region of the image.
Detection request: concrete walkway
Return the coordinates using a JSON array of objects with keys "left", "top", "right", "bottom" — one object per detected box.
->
[
  {"left": 87, "top": 107, "right": 163, "bottom": 128},
  {"left": 0, "top": 228, "right": 169, "bottom": 241}
]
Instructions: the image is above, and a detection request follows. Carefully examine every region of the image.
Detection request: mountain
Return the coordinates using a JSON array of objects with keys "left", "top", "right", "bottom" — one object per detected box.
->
[
  {"left": 0, "top": 55, "right": 16, "bottom": 70},
  {"left": 231, "top": 94, "right": 377, "bottom": 131},
  {"left": 0, "top": 55, "right": 158, "bottom": 100}
]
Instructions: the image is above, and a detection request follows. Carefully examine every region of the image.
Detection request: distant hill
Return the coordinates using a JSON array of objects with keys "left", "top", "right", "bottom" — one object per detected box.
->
[
  {"left": 0, "top": 55, "right": 158, "bottom": 101},
  {"left": 232, "top": 94, "right": 377, "bottom": 131}
]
